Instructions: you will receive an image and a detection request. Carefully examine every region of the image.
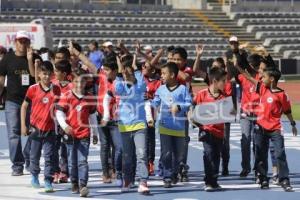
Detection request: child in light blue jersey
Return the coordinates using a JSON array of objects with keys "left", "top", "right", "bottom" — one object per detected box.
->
[{"left": 152, "top": 62, "right": 192, "bottom": 188}]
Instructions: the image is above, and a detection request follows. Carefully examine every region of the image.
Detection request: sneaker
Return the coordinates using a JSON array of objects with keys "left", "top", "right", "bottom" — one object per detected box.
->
[
  {"left": 11, "top": 171, "right": 23, "bottom": 176},
  {"left": 239, "top": 169, "right": 250, "bottom": 178},
  {"left": 53, "top": 172, "right": 60, "bottom": 184},
  {"left": 163, "top": 179, "right": 172, "bottom": 188},
  {"left": 272, "top": 175, "right": 279, "bottom": 185},
  {"left": 211, "top": 182, "right": 222, "bottom": 191},
  {"left": 44, "top": 180, "right": 54, "bottom": 193},
  {"left": 180, "top": 172, "right": 189, "bottom": 182},
  {"left": 79, "top": 186, "right": 89, "bottom": 197},
  {"left": 204, "top": 184, "right": 214, "bottom": 192},
  {"left": 138, "top": 182, "right": 150, "bottom": 195},
  {"left": 148, "top": 161, "right": 155, "bottom": 176},
  {"left": 31, "top": 175, "right": 40, "bottom": 188},
  {"left": 222, "top": 167, "right": 229, "bottom": 176},
  {"left": 281, "top": 179, "right": 293, "bottom": 192},
  {"left": 172, "top": 176, "right": 179, "bottom": 185},
  {"left": 58, "top": 172, "right": 68, "bottom": 183},
  {"left": 102, "top": 175, "right": 112, "bottom": 184},
  {"left": 71, "top": 183, "right": 79, "bottom": 194},
  {"left": 115, "top": 174, "right": 123, "bottom": 187},
  {"left": 121, "top": 180, "right": 131, "bottom": 193},
  {"left": 260, "top": 180, "right": 269, "bottom": 189}
]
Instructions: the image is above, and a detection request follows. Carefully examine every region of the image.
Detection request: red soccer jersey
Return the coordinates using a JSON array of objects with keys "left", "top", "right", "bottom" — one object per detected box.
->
[
  {"left": 193, "top": 88, "right": 226, "bottom": 139},
  {"left": 97, "top": 71, "right": 118, "bottom": 120},
  {"left": 57, "top": 90, "right": 97, "bottom": 139},
  {"left": 256, "top": 83, "right": 291, "bottom": 131},
  {"left": 144, "top": 75, "right": 161, "bottom": 100},
  {"left": 25, "top": 83, "right": 60, "bottom": 132},
  {"left": 177, "top": 66, "right": 194, "bottom": 93},
  {"left": 224, "top": 79, "right": 232, "bottom": 97},
  {"left": 238, "top": 73, "right": 260, "bottom": 114},
  {"left": 52, "top": 80, "right": 73, "bottom": 94}
]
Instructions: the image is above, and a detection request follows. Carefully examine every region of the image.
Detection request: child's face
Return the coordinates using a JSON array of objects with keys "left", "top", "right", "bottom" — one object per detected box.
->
[
  {"left": 212, "top": 61, "right": 223, "bottom": 69},
  {"left": 262, "top": 72, "right": 272, "bottom": 87},
  {"left": 54, "top": 53, "right": 66, "bottom": 64},
  {"left": 161, "top": 67, "right": 174, "bottom": 84},
  {"left": 103, "top": 66, "right": 116, "bottom": 80},
  {"left": 38, "top": 70, "right": 52, "bottom": 85},
  {"left": 213, "top": 77, "right": 226, "bottom": 92},
  {"left": 258, "top": 62, "right": 267, "bottom": 78},
  {"left": 142, "top": 62, "right": 154, "bottom": 77},
  {"left": 72, "top": 76, "right": 87, "bottom": 92},
  {"left": 172, "top": 53, "right": 186, "bottom": 69},
  {"left": 54, "top": 68, "right": 66, "bottom": 81},
  {"left": 122, "top": 67, "right": 134, "bottom": 81},
  {"left": 167, "top": 52, "right": 173, "bottom": 63}
]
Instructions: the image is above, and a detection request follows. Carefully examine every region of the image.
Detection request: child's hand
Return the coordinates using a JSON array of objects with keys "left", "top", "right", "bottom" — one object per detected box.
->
[
  {"left": 92, "top": 135, "right": 98, "bottom": 145},
  {"left": 21, "top": 125, "right": 28, "bottom": 136},
  {"left": 195, "top": 44, "right": 204, "bottom": 57},
  {"left": 147, "top": 120, "right": 154, "bottom": 128},
  {"left": 64, "top": 125, "right": 72, "bottom": 135},
  {"left": 292, "top": 126, "right": 297, "bottom": 136},
  {"left": 170, "top": 104, "right": 180, "bottom": 116}
]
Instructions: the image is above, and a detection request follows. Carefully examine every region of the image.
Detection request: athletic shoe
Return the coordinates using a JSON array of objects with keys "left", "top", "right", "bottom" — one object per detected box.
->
[
  {"left": 272, "top": 175, "right": 279, "bottom": 185},
  {"left": 79, "top": 186, "right": 89, "bottom": 197},
  {"left": 71, "top": 183, "right": 79, "bottom": 194},
  {"left": 239, "top": 169, "right": 250, "bottom": 177},
  {"left": 180, "top": 172, "right": 189, "bottom": 182},
  {"left": 11, "top": 171, "right": 23, "bottom": 176},
  {"left": 138, "top": 182, "right": 150, "bottom": 194},
  {"left": 163, "top": 179, "right": 172, "bottom": 188},
  {"left": 44, "top": 180, "right": 54, "bottom": 193},
  {"left": 31, "top": 175, "right": 40, "bottom": 188},
  {"left": 172, "top": 176, "right": 179, "bottom": 185},
  {"left": 281, "top": 179, "right": 293, "bottom": 192},
  {"left": 260, "top": 180, "right": 269, "bottom": 189},
  {"left": 222, "top": 167, "right": 229, "bottom": 176}
]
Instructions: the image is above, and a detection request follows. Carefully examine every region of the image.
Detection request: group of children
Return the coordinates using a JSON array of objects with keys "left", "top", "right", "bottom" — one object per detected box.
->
[{"left": 4, "top": 34, "right": 298, "bottom": 197}]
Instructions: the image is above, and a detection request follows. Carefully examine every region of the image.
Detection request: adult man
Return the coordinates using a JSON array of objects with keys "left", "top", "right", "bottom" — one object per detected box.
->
[{"left": 0, "top": 31, "right": 35, "bottom": 176}]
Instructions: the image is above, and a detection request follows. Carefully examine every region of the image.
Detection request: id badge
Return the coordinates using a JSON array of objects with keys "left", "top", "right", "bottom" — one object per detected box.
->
[{"left": 21, "top": 74, "right": 30, "bottom": 86}]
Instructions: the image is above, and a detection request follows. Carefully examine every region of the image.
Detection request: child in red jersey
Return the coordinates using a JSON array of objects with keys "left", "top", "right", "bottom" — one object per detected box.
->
[
  {"left": 193, "top": 67, "right": 227, "bottom": 192},
  {"left": 20, "top": 61, "right": 60, "bottom": 192},
  {"left": 142, "top": 61, "right": 161, "bottom": 175},
  {"left": 52, "top": 60, "right": 73, "bottom": 184},
  {"left": 56, "top": 68, "right": 98, "bottom": 197},
  {"left": 234, "top": 64, "right": 297, "bottom": 191}
]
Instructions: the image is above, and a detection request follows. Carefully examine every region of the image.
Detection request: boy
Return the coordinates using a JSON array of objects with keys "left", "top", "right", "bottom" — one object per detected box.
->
[
  {"left": 52, "top": 60, "right": 72, "bottom": 184},
  {"left": 56, "top": 68, "right": 98, "bottom": 197},
  {"left": 115, "top": 54, "right": 150, "bottom": 194},
  {"left": 171, "top": 47, "right": 194, "bottom": 182},
  {"left": 97, "top": 57, "right": 123, "bottom": 186},
  {"left": 20, "top": 61, "right": 60, "bottom": 192},
  {"left": 151, "top": 62, "right": 191, "bottom": 188},
  {"left": 236, "top": 65, "right": 297, "bottom": 191},
  {"left": 193, "top": 67, "right": 228, "bottom": 191},
  {"left": 142, "top": 61, "right": 161, "bottom": 176}
]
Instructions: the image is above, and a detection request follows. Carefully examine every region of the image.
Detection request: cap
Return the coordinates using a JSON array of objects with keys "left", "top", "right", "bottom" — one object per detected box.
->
[
  {"left": 103, "top": 41, "right": 113, "bottom": 47},
  {"left": 15, "top": 30, "right": 30, "bottom": 40},
  {"left": 229, "top": 36, "right": 238, "bottom": 43},
  {"left": 143, "top": 45, "right": 152, "bottom": 51}
]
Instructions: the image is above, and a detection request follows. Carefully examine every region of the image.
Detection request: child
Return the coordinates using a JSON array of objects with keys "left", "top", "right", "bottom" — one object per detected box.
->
[
  {"left": 97, "top": 56, "right": 123, "bottom": 186},
  {"left": 52, "top": 60, "right": 72, "bottom": 184},
  {"left": 20, "top": 61, "right": 60, "bottom": 192},
  {"left": 193, "top": 67, "right": 228, "bottom": 191},
  {"left": 56, "top": 68, "right": 98, "bottom": 197},
  {"left": 236, "top": 65, "right": 297, "bottom": 191},
  {"left": 115, "top": 54, "right": 149, "bottom": 194},
  {"left": 142, "top": 61, "right": 161, "bottom": 176},
  {"left": 151, "top": 62, "right": 191, "bottom": 188}
]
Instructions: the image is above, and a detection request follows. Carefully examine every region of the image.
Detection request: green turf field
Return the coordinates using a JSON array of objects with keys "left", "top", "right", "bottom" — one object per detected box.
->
[{"left": 292, "top": 104, "right": 300, "bottom": 121}]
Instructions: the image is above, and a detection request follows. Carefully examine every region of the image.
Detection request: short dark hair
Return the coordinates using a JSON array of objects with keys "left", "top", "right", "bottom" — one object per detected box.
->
[
  {"left": 167, "top": 45, "right": 175, "bottom": 53},
  {"left": 161, "top": 62, "right": 179, "bottom": 77},
  {"left": 214, "top": 57, "right": 226, "bottom": 69},
  {"left": 172, "top": 47, "right": 188, "bottom": 60},
  {"left": 56, "top": 47, "right": 71, "bottom": 60},
  {"left": 208, "top": 67, "right": 227, "bottom": 83},
  {"left": 90, "top": 40, "right": 98, "bottom": 49},
  {"left": 247, "top": 54, "right": 262, "bottom": 70},
  {"left": 103, "top": 57, "right": 118, "bottom": 71},
  {"left": 72, "top": 42, "right": 82, "bottom": 53},
  {"left": 72, "top": 67, "right": 88, "bottom": 78},
  {"left": 55, "top": 60, "right": 72, "bottom": 75},
  {"left": 40, "top": 61, "right": 54, "bottom": 73},
  {"left": 264, "top": 67, "right": 281, "bottom": 83}
]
